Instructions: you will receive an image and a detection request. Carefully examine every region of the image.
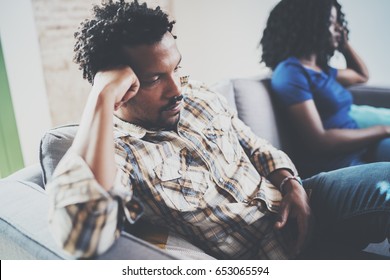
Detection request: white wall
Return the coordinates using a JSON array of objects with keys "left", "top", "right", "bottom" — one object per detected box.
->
[
  {"left": 172, "top": 0, "right": 390, "bottom": 87},
  {"left": 0, "top": 0, "right": 52, "bottom": 166},
  {"left": 340, "top": 0, "right": 390, "bottom": 87},
  {"left": 172, "top": 0, "right": 278, "bottom": 85}
]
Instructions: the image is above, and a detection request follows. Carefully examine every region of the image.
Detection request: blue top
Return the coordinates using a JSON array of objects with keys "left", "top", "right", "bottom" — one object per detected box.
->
[
  {"left": 271, "top": 56, "right": 358, "bottom": 129},
  {"left": 270, "top": 57, "right": 364, "bottom": 177}
]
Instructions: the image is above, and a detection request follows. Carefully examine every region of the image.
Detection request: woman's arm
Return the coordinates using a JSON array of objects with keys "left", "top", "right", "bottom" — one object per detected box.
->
[
  {"left": 288, "top": 100, "right": 390, "bottom": 154},
  {"left": 336, "top": 32, "right": 369, "bottom": 87}
]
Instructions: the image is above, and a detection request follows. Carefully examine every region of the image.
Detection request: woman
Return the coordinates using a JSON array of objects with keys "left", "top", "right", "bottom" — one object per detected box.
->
[{"left": 260, "top": 0, "right": 390, "bottom": 177}]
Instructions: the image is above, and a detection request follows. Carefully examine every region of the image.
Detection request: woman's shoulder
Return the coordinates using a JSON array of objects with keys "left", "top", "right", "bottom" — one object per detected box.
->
[
  {"left": 272, "top": 57, "right": 308, "bottom": 84},
  {"left": 271, "top": 57, "right": 314, "bottom": 104},
  {"left": 275, "top": 57, "right": 303, "bottom": 70}
]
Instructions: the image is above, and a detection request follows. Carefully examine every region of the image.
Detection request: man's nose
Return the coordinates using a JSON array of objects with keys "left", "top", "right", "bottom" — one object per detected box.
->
[{"left": 165, "top": 74, "right": 182, "bottom": 98}]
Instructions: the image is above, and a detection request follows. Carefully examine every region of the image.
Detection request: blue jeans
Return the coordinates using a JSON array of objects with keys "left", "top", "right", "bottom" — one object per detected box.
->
[
  {"left": 301, "top": 162, "right": 390, "bottom": 259},
  {"left": 373, "top": 138, "right": 390, "bottom": 162}
]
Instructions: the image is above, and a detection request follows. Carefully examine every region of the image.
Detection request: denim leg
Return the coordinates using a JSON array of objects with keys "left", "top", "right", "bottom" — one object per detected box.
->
[
  {"left": 373, "top": 138, "right": 390, "bottom": 162},
  {"left": 302, "top": 162, "right": 390, "bottom": 258}
]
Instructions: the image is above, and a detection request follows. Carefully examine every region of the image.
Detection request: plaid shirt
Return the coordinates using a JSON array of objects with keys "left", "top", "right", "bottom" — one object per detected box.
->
[{"left": 48, "top": 81, "right": 298, "bottom": 259}]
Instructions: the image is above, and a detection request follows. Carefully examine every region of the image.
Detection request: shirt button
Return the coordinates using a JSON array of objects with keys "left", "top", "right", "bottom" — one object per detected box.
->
[
  {"left": 178, "top": 170, "right": 183, "bottom": 175},
  {"left": 243, "top": 199, "right": 249, "bottom": 204},
  {"left": 219, "top": 178, "right": 224, "bottom": 183},
  {"left": 203, "top": 150, "right": 207, "bottom": 154}
]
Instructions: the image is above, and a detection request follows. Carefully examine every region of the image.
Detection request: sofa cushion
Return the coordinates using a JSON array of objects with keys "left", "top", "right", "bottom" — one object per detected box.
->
[
  {"left": 233, "top": 78, "right": 282, "bottom": 149},
  {"left": 39, "top": 124, "right": 78, "bottom": 185},
  {"left": 210, "top": 79, "right": 238, "bottom": 112}
]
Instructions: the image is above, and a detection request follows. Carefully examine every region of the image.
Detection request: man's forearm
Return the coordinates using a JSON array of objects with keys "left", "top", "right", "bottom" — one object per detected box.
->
[{"left": 71, "top": 87, "right": 117, "bottom": 191}]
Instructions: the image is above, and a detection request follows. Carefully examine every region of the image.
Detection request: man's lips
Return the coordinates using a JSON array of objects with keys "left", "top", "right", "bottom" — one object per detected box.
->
[
  {"left": 162, "top": 95, "right": 184, "bottom": 112},
  {"left": 163, "top": 101, "right": 182, "bottom": 112}
]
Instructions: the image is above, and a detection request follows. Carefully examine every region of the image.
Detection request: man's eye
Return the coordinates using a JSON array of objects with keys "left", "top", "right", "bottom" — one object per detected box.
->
[{"left": 141, "top": 77, "right": 159, "bottom": 87}]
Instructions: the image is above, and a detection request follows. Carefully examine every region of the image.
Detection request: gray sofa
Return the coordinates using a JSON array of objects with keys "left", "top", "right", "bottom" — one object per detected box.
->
[{"left": 1, "top": 76, "right": 390, "bottom": 259}]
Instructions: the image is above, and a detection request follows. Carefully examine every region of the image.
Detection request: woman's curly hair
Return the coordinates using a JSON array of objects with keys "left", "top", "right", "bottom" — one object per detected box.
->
[
  {"left": 74, "top": 0, "right": 176, "bottom": 83},
  {"left": 260, "top": 0, "right": 348, "bottom": 70}
]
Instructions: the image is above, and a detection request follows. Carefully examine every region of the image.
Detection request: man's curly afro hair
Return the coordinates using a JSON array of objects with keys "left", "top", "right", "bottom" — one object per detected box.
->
[
  {"left": 74, "top": 0, "right": 176, "bottom": 84},
  {"left": 260, "top": 0, "right": 348, "bottom": 70}
]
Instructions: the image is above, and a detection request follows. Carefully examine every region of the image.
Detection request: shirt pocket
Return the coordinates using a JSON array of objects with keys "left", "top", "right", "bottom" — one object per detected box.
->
[
  {"left": 154, "top": 154, "right": 200, "bottom": 211},
  {"left": 203, "top": 114, "right": 241, "bottom": 163}
]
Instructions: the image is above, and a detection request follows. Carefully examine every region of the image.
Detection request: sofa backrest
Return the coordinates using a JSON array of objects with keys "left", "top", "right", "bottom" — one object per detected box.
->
[{"left": 211, "top": 77, "right": 285, "bottom": 149}]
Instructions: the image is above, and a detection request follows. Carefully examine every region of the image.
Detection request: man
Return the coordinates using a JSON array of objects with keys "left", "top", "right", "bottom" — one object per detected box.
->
[{"left": 48, "top": 0, "right": 390, "bottom": 259}]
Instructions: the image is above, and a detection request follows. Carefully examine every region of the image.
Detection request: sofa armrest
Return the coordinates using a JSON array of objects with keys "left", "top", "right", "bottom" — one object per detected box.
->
[
  {"left": 0, "top": 178, "right": 177, "bottom": 260},
  {"left": 0, "top": 179, "right": 67, "bottom": 259},
  {"left": 5, "top": 164, "right": 44, "bottom": 188},
  {"left": 349, "top": 84, "right": 390, "bottom": 108}
]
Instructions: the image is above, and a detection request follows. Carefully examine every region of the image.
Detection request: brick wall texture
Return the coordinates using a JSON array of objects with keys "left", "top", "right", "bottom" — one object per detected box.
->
[{"left": 32, "top": 0, "right": 172, "bottom": 126}]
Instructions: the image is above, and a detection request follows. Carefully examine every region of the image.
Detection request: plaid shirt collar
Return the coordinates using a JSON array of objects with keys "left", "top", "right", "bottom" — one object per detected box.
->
[{"left": 113, "top": 116, "right": 148, "bottom": 139}]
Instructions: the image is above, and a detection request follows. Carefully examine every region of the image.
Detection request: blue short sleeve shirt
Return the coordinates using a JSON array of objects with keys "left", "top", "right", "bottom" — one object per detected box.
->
[{"left": 271, "top": 57, "right": 358, "bottom": 129}]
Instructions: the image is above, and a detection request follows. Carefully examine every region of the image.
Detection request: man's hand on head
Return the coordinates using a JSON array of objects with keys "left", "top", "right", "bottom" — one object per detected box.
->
[{"left": 92, "top": 66, "right": 140, "bottom": 111}]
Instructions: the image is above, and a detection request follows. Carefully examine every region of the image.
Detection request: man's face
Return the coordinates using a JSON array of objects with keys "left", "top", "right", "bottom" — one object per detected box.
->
[{"left": 119, "top": 32, "right": 183, "bottom": 130}]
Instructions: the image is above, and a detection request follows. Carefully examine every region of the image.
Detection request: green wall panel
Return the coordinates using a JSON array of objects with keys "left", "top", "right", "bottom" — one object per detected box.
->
[{"left": 0, "top": 39, "right": 24, "bottom": 178}]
